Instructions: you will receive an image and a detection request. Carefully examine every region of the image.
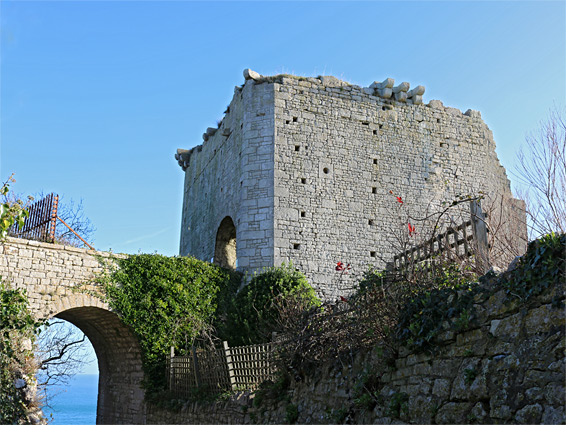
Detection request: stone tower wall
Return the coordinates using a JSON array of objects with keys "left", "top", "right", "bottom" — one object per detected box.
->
[
  {"left": 271, "top": 75, "right": 519, "bottom": 297},
  {"left": 179, "top": 81, "right": 275, "bottom": 271},
  {"left": 177, "top": 71, "right": 526, "bottom": 299}
]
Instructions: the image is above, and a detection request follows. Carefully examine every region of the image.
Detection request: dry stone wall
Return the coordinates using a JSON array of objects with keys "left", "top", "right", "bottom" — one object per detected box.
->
[
  {"left": 178, "top": 70, "right": 526, "bottom": 300},
  {"left": 147, "top": 274, "right": 565, "bottom": 424}
]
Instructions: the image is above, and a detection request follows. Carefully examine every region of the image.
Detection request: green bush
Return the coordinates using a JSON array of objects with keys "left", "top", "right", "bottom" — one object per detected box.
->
[
  {"left": 103, "top": 254, "right": 241, "bottom": 395},
  {"left": 220, "top": 264, "right": 319, "bottom": 346}
]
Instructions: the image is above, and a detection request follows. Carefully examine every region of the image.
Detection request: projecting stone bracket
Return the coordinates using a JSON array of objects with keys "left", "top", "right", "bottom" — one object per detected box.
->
[{"left": 175, "top": 148, "right": 193, "bottom": 171}]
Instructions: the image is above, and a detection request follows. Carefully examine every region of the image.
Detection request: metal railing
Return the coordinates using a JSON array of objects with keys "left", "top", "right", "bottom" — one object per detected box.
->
[
  {"left": 8, "top": 193, "right": 58, "bottom": 242},
  {"left": 8, "top": 193, "right": 94, "bottom": 250}
]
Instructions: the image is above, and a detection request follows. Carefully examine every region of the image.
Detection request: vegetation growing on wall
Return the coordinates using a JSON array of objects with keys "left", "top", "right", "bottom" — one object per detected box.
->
[
  {"left": 103, "top": 254, "right": 241, "bottom": 395},
  {"left": 502, "top": 232, "right": 565, "bottom": 302},
  {"left": 0, "top": 282, "right": 43, "bottom": 424},
  {"left": 0, "top": 174, "right": 43, "bottom": 423},
  {"left": 395, "top": 232, "right": 565, "bottom": 353},
  {"left": 213, "top": 233, "right": 564, "bottom": 424},
  {"left": 219, "top": 263, "right": 320, "bottom": 346},
  {"left": 394, "top": 264, "right": 480, "bottom": 353},
  {"left": 270, "top": 232, "right": 565, "bottom": 382}
]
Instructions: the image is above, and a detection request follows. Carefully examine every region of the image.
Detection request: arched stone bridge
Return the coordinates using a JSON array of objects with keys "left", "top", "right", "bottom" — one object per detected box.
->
[{"left": 0, "top": 237, "right": 145, "bottom": 424}]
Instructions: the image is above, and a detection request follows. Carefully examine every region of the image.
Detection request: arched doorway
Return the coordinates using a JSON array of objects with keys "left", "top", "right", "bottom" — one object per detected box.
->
[{"left": 214, "top": 216, "right": 237, "bottom": 269}]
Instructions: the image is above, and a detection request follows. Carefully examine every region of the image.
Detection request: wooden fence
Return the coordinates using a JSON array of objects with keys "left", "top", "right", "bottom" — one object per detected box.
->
[
  {"left": 167, "top": 340, "right": 277, "bottom": 397},
  {"left": 390, "top": 201, "right": 490, "bottom": 275}
]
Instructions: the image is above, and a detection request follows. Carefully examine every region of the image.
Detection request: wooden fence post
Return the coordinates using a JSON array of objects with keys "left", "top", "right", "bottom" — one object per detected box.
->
[
  {"left": 169, "top": 346, "right": 174, "bottom": 392},
  {"left": 223, "top": 341, "right": 237, "bottom": 391},
  {"left": 191, "top": 346, "right": 202, "bottom": 389},
  {"left": 470, "top": 200, "right": 490, "bottom": 273}
]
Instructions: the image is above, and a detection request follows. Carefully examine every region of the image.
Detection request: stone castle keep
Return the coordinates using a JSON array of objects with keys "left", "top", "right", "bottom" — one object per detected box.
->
[{"left": 176, "top": 69, "right": 525, "bottom": 299}]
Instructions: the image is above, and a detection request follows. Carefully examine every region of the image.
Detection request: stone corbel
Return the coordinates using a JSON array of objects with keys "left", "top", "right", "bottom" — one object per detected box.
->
[
  {"left": 175, "top": 148, "right": 192, "bottom": 171},
  {"left": 370, "top": 78, "right": 395, "bottom": 98}
]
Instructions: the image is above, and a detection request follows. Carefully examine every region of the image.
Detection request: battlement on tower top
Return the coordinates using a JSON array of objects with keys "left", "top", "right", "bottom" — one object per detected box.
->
[{"left": 175, "top": 68, "right": 484, "bottom": 171}]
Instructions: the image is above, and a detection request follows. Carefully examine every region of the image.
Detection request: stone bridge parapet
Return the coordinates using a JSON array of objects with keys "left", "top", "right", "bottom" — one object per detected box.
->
[{"left": 0, "top": 236, "right": 115, "bottom": 318}]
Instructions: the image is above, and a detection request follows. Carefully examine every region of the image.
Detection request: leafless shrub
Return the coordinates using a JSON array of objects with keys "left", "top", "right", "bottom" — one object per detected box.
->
[
  {"left": 272, "top": 194, "right": 496, "bottom": 376},
  {"left": 54, "top": 197, "right": 96, "bottom": 248},
  {"left": 514, "top": 106, "right": 566, "bottom": 239},
  {"left": 271, "top": 272, "right": 430, "bottom": 377}
]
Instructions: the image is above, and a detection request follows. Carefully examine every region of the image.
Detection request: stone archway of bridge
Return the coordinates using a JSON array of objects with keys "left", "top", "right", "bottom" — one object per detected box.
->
[{"left": 47, "top": 294, "right": 145, "bottom": 424}]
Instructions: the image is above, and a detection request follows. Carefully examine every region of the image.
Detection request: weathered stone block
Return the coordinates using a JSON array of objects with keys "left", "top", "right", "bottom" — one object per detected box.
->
[
  {"left": 432, "top": 378, "right": 451, "bottom": 399},
  {"left": 526, "top": 304, "right": 565, "bottom": 334},
  {"left": 515, "top": 403, "right": 543, "bottom": 424},
  {"left": 542, "top": 405, "right": 566, "bottom": 425},
  {"left": 436, "top": 402, "right": 473, "bottom": 424},
  {"left": 490, "top": 312, "right": 522, "bottom": 339}
]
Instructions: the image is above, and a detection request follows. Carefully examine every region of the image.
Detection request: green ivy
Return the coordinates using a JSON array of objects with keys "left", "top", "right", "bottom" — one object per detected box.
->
[
  {"left": 464, "top": 367, "right": 478, "bottom": 385},
  {"left": 396, "top": 233, "right": 565, "bottom": 354},
  {"left": 103, "top": 254, "right": 241, "bottom": 395},
  {"left": 387, "top": 391, "right": 409, "bottom": 419},
  {"left": 502, "top": 232, "right": 565, "bottom": 302},
  {"left": 220, "top": 263, "right": 320, "bottom": 346},
  {"left": 285, "top": 403, "right": 299, "bottom": 424},
  {"left": 395, "top": 267, "right": 478, "bottom": 353}
]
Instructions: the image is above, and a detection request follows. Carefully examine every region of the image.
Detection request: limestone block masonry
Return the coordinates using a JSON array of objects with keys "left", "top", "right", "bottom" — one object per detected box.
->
[
  {"left": 177, "top": 69, "right": 526, "bottom": 300},
  {"left": 0, "top": 237, "right": 145, "bottom": 425}
]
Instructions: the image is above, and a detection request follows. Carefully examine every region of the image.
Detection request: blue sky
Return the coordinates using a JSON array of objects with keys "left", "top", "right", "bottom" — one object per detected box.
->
[
  {"left": 2, "top": 1, "right": 564, "bottom": 257},
  {"left": 1, "top": 0, "right": 564, "bottom": 378}
]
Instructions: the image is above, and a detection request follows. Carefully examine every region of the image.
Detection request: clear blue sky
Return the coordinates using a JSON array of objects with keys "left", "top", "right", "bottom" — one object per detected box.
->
[{"left": 2, "top": 1, "right": 565, "bottom": 258}]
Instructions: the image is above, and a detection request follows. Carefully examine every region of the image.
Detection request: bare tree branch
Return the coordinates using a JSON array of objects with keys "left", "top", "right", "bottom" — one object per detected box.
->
[
  {"left": 514, "top": 106, "right": 566, "bottom": 239},
  {"left": 36, "top": 320, "right": 94, "bottom": 390}
]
